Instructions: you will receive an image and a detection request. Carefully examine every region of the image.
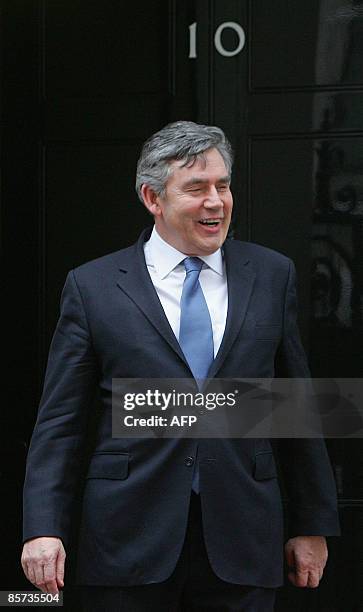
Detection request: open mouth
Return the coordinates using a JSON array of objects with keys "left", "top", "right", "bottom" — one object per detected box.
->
[{"left": 198, "top": 219, "right": 221, "bottom": 227}]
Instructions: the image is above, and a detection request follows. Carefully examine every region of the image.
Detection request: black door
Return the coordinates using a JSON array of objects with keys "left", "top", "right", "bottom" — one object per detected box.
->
[{"left": 2, "top": 2, "right": 362, "bottom": 609}]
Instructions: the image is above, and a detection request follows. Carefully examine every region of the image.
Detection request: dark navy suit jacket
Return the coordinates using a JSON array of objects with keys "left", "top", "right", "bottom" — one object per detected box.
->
[{"left": 23, "top": 228, "right": 340, "bottom": 588}]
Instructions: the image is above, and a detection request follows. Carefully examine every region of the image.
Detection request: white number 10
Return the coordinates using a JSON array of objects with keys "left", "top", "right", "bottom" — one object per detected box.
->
[{"left": 188, "top": 21, "right": 246, "bottom": 59}]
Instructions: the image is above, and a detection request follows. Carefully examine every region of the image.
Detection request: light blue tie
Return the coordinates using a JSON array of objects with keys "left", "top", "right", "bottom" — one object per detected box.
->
[
  {"left": 179, "top": 257, "right": 214, "bottom": 494},
  {"left": 179, "top": 257, "right": 214, "bottom": 382}
]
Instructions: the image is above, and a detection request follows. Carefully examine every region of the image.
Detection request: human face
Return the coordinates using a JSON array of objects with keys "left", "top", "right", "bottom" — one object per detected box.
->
[{"left": 153, "top": 148, "right": 233, "bottom": 256}]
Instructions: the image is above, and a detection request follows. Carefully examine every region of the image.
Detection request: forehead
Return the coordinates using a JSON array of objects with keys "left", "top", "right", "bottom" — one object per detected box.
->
[{"left": 167, "top": 148, "right": 228, "bottom": 183}]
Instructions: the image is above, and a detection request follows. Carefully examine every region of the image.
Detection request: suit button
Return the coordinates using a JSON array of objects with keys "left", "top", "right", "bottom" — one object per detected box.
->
[{"left": 185, "top": 456, "right": 194, "bottom": 467}]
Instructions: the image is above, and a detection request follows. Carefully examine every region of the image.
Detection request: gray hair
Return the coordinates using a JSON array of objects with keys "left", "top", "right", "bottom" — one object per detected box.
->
[{"left": 135, "top": 120, "right": 233, "bottom": 202}]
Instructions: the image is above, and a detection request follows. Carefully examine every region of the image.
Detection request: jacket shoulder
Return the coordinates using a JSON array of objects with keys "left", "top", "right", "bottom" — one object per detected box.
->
[
  {"left": 71, "top": 244, "right": 135, "bottom": 280},
  {"left": 226, "top": 239, "right": 292, "bottom": 270}
]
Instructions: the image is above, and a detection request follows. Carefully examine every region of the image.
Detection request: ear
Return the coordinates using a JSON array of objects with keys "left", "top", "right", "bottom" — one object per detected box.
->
[{"left": 140, "top": 184, "right": 163, "bottom": 217}]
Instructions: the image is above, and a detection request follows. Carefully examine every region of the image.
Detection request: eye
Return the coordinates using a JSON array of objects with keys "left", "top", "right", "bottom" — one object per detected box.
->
[
  {"left": 217, "top": 184, "right": 229, "bottom": 192},
  {"left": 188, "top": 187, "right": 203, "bottom": 194}
]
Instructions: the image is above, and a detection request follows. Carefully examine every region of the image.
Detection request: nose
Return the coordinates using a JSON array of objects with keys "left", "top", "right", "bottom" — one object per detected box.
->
[{"left": 204, "top": 186, "right": 223, "bottom": 208}]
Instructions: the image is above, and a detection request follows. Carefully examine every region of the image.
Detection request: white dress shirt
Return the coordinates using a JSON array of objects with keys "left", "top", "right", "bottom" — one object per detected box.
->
[{"left": 144, "top": 227, "right": 228, "bottom": 358}]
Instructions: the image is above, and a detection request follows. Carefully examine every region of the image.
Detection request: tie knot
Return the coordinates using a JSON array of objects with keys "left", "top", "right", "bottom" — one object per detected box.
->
[{"left": 183, "top": 257, "right": 203, "bottom": 275}]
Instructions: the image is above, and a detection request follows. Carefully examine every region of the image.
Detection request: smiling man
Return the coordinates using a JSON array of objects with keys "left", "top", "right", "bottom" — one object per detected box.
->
[
  {"left": 140, "top": 146, "right": 233, "bottom": 256},
  {"left": 22, "top": 121, "right": 340, "bottom": 612}
]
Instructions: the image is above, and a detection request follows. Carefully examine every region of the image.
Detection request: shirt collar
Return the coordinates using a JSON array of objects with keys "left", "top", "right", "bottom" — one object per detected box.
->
[{"left": 146, "top": 226, "right": 224, "bottom": 279}]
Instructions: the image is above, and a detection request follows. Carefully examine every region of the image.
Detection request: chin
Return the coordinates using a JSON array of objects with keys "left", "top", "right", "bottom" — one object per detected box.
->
[{"left": 198, "top": 241, "right": 222, "bottom": 255}]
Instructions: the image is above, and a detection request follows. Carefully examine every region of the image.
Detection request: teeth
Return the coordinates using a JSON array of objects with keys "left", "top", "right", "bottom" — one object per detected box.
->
[{"left": 200, "top": 219, "right": 219, "bottom": 225}]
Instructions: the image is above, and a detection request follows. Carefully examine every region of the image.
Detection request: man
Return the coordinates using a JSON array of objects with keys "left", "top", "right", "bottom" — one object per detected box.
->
[{"left": 22, "top": 121, "right": 340, "bottom": 611}]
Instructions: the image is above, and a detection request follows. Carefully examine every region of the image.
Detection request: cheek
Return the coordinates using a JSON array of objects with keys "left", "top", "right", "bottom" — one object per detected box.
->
[{"left": 225, "top": 196, "right": 233, "bottom": 211}]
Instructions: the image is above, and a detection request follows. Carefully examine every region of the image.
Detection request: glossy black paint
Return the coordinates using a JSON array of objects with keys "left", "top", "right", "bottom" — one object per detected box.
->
[{"left": 1, "top": 1, "right": 362, "bottom": 609}]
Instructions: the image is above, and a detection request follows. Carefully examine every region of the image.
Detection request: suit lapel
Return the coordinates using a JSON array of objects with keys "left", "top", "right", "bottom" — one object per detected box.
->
[
  {"left": 115, "top": 228, "right": 188, "bottom": 366},
  {"left": 208, "top": 240, "right": 256, "bottom": 378},
  {"left": 114, "top": 230, "right": 256, "bottom": 379}
]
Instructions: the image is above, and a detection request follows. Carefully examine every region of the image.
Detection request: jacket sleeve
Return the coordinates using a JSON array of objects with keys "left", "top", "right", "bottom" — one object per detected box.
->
[
  {"left": 274, "top": 259, "right": 341, "bottom": 537},
  {"left": 23, "top": 270, "right": 99, "bottom": 547}
]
